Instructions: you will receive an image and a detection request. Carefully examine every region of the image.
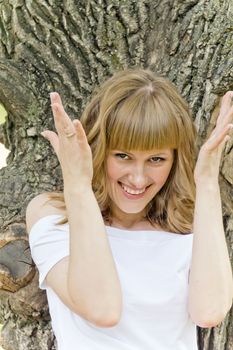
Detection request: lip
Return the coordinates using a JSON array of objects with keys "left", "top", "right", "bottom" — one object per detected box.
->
[{"left": 118, "top": 182, "right": 150, "bottom": 200}]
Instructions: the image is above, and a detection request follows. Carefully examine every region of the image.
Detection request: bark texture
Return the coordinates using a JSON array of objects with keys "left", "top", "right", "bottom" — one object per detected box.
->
[{"left": 0, "top": 0, "right": 232, "bottom": 349}]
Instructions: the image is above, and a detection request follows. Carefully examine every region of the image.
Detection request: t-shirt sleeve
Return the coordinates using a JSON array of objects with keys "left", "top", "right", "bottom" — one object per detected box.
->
[{"left": 28, "top": 214, "right": 69, "bottom": 290}]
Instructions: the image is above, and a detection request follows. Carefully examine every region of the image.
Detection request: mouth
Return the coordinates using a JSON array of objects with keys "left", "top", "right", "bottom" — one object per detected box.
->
[{"left": 118, "top": 181, "right": 151, "bottom": 199}]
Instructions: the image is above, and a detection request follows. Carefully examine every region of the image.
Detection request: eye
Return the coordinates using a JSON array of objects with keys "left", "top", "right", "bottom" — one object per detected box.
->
[
  {"left": 150, "top": 157, "right": 165, "bottom": 163},
  {"left": 115, "top": 153, "right": 129, "bottom": 159}
]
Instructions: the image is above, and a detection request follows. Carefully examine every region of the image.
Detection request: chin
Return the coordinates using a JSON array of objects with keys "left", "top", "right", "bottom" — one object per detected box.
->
[{"left": 117, "top": 203, "right": 148, "bottom": 214}]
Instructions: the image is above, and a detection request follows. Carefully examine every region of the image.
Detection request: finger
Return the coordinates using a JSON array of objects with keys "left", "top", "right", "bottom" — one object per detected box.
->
[
  {"left": 50, "top": 92, "right": 62, "bottom": 105},
  {"left": 213, "top": 106, "right": 233, "bottom": 139},
  {"left": 205, "top": 124, "right": 233, "bottom": 151},
  {"left": 41, "top": 130, "right": 59, "bottom": 154},
  {"left": 73, "top": 119, "right": 89, "bottom": 146},
  {"left": 50, "top": 99, "right": 76, "bottom": 138},
  {"left": 217, "top": 91, "right": 233, "bottom": 126}
]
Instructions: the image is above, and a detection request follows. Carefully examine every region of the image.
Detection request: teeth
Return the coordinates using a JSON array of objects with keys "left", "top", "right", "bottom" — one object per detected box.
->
[{"left": 121, "top": 183, "right": 145, "bottom": 195}]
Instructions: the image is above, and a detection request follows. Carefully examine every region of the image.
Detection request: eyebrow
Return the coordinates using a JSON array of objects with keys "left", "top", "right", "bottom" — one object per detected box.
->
[{"left": 113, "top": 150, "right": 170, "bottom": 157}]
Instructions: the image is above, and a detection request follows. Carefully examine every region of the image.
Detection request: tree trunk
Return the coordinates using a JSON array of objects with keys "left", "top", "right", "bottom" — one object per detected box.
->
[{"left": 0, "top": 0, "right": 232, "bottom": 349}]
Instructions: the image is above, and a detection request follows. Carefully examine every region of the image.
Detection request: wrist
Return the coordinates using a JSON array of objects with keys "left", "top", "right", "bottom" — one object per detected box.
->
[
  {"left": 194, "top": 176, "right": 219, "bottom": 187},
  {"left": 195, "top": 180, "right": 220, "bottom": 194},
  {"left": 64, "top": 183, "right": 93, "bottom": 196}
]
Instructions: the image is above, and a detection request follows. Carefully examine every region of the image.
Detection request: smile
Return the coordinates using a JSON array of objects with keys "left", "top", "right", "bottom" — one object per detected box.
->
[
  {"left": 118, "top": 182, "right": 151, "bottom": 199},
  {"left": 121, "top": 183, "right": 146, "bottom": 194}
]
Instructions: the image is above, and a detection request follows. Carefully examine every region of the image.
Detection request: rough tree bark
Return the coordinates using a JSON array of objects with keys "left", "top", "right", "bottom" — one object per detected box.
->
[{"left": 0, "top": 0, "right": 232, "bottom": 349}]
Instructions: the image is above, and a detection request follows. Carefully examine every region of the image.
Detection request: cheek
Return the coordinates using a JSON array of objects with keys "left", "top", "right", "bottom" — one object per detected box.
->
[
  {"left": 107, "top": 167, "right": 116, "bottom": 181},
  {"left": 163, "top": 164, "right": 174, "bottom": 183},
  {"left": 153, "top": 165, "right": 173, "bottom": 187},
  {"left": 106, "top": 160, "right": 122, "bottom": 182}
]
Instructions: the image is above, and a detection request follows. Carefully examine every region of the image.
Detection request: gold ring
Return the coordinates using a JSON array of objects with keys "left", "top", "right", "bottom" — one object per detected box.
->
[{"left": 65, "top": 131, "right": 76, "bottom": 138}]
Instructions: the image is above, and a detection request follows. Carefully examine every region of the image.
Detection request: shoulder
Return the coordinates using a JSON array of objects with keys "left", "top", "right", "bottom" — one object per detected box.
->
[{"left": 26, "top": 192, "right": 66, "bottom": 234}]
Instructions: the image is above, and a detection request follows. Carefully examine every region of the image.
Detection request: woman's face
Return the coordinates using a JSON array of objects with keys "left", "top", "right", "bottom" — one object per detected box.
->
[{"left": 105, "top": 148, "right": 174, "bottom": 223}]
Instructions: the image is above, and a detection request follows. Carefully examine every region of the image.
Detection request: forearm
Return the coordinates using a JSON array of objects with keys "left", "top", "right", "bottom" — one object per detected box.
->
[
  {"left": 188, "top": 182, "right": 233, "bottom": 327},
  {"left": 64, "top": 186, "right": 122, "bottom": 322}
]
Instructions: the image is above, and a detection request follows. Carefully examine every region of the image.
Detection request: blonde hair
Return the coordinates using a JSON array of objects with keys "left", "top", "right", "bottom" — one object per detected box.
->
[{"left": 47, "top": 68, "right": 197, "bottom": 234}]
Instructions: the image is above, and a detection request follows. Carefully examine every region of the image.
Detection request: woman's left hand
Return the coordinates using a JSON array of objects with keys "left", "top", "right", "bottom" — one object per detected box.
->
[{"left": 194, "top": 91, "right": 233, "bottom": 185}]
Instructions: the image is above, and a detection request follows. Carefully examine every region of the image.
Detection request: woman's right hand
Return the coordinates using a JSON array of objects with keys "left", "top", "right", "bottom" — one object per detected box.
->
[{"left": 41, "top": 92, "right": 93, "bottom": 190}]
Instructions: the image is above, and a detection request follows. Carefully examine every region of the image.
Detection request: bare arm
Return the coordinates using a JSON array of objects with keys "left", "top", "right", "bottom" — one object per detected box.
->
[
  {"left": 188, "top": 92, "right": 233, "bottom": 328},
  {"left": 188, "top": 182, "right": 233, "bottom": 328},
  {"left": 64, "top": 186, "right": 122, "bottom": 326},
  {"left": 37, "top": 92, "right": 122, "bottom": 326}
]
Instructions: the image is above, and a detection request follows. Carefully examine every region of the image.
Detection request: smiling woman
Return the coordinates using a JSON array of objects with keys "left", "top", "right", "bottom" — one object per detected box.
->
[{"left": 26, "top": 68, "right": 233, "bottom": 350}]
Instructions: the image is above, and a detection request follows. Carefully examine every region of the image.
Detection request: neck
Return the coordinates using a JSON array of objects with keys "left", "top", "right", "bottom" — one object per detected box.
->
[{"left": 107, "top": 203, "right": 151, "bottom": 230}]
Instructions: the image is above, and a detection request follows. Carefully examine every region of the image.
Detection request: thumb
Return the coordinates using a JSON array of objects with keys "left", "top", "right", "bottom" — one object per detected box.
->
[{"left": 41, "top": 130, "right": 59, "bottom": 154}]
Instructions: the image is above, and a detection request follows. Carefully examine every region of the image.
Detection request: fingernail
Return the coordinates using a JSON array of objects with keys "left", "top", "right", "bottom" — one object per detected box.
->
[
  {"left": 41, "top": 131, "right": 48, "bottom": 139},
  {"left": 50, "top": 92, "right": 57, "bottom": 102},
  {"left": 73, "top": 119, "right": 80, "bottom": 126}
]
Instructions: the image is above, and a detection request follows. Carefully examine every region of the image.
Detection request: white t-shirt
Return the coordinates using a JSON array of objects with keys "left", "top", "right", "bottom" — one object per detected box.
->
[{"left": 29, "top": 214, "right": 197, "bottom": 350}]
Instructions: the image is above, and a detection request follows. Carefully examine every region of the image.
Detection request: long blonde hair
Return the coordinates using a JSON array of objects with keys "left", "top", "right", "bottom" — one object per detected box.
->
[{"left": 48, "top": 68, "right": 197, "bottom": 234}]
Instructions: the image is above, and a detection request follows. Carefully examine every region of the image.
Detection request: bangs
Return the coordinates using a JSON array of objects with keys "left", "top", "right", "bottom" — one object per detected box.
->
[{"left": 106, "top": 91, "right": 180, "bottom": 152}]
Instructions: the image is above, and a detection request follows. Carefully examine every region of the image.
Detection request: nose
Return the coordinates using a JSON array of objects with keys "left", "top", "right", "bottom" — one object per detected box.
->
[{"left": 127, "top": 164, "right": 149, "bottom": 189}]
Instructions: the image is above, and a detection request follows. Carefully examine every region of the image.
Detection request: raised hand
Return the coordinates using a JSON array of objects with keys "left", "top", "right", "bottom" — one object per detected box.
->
[
  {"left": 41, "top": 92, "right": 93, "bottom": 189},
  {"left": 194, "top": 91, "right": 233, "bottom": 185}
]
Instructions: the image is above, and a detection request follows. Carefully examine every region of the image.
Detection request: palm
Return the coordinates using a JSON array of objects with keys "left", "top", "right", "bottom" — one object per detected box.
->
[{"left": 194, "top": 91, "right": 233, "bottom": 183}]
